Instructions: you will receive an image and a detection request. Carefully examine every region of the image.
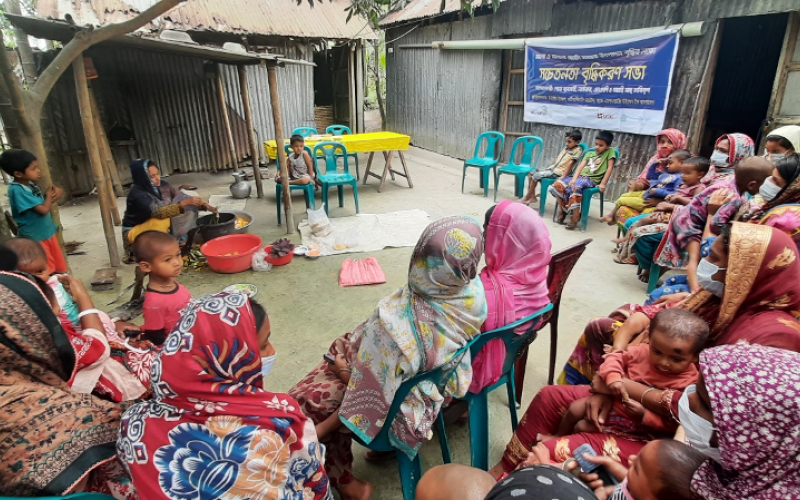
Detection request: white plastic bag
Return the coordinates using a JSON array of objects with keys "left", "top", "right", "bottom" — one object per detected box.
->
[
  {"left": 334, "top": 226, "right": 360, "bottom": 250},
  {"left": 308, "top": 205, "right": 333, "bottom": 237},
  {"left": 251, "top": 249, "right": 273, "bottom": 272}
]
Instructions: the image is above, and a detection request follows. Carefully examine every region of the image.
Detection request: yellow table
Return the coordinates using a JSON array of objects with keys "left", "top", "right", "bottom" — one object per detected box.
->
[{"left": 264, "top": 131, "right": 414, "bottom": 193}]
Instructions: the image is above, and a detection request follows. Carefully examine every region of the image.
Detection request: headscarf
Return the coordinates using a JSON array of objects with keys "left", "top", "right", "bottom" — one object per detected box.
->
[
  {"left": 691, "top": 343, "right": 800, "bottom": 499},
  {"left": 117, "top": 292, "right": 330, "bottom": 500},
  {"left": 122, "top": 159, "right": 163, "bottom": 228},
  {"left": 0, "top": 272, "right": 124, "bottom": 496},
  {"left": 469, "top": 201, "right": 551, "bottom": 393},
  {"left": 767, "top": 124, "right": 800, "bottom": 152},
  {"left": 637, "top": 128, "right": 688, "bottom": 186},
  {"left": 131, "top": 159, "right": 161, "bottom": 200},
  {"left": 705, "top": 133, "right": 756, "bottom": 182},
  {"left": 754, "top": 154, "right": 800, "bottom": 220},
  {"left": 339, "top": 216, "right": 487, "bottom": 458},
  {"left": 486, "top": 465, "right": 598, "bottom": 500}
]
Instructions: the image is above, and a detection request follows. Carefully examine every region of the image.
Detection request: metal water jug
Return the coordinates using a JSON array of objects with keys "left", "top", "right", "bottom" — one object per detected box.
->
[{"left": 229, "top": 172, "right": 251, "bottom": 199}]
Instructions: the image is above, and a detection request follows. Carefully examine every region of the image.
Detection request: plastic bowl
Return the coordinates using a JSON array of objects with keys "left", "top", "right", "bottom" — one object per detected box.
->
[
  {"left": 264, "top": 245, "right": 295, "bottom": 266},
  {"left": 201, "top": 234, "right": 263, "bottom": 274}
]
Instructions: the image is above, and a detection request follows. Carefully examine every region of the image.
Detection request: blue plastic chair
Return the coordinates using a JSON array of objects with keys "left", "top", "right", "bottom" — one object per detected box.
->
[
  {"left": 276, "top": 145, "right": 316, "bottom": 225},
  {"left": 292, "top": 126, "right": 318, "bottom": 138},
  {"left": 341, "top": 344, "right": 470, "bottom": 500},
  {"left": 538, "top": 142, "right": 587, "bottom": 216},
  {"left": 313, "top": 141, "right": 359, "bottom": 215},
  {"left": 462, "top": 131, "right": 505, "bottom": 198},
  {"left": 647, "top": 261, "right": 663, "bottom": 293},
  {"left": 325, "top": 124, "right": 360, "bottom": 180},
  {"left": 459, "top": 304, "right": 553, "bottom": 470},
  {"left": 0, "top": 495, "right": 115, "bottom": 499},
  {"left": 493, "top": 136, "right": 544, "bottom": 201}
]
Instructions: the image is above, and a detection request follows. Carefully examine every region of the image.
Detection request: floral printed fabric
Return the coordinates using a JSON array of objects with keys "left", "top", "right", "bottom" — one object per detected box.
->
[
  {"left": 691, "top": 343, "right": 800, "bottom": 499},
  {"left": 118, "top": 291, "right": 331, "bottom": 500}
]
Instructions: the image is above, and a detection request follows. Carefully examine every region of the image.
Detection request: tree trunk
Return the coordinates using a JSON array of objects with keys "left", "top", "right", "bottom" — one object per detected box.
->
[
  {"left": 371, "top": 40, "right": 386, "bottom": 130},
  {"left": 5, "top": 0, "right": 37, "bottom": 87}
]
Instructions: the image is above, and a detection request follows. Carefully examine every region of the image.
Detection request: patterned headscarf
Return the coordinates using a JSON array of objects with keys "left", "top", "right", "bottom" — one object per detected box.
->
[
  {"left": 118, "top": 292, "right": 330, "bottom": 500},
  {"left": 636, "top": 128, "right": 688, "bottom": 185},
  {"left": 339, "top": 216, "right": 487, "bottom": 458},
  {"left": 691, "top": 343, "right": 800, "bottom": 499},
  {"left": 717, "top": 133, "right": 755, "bottom": 169}
]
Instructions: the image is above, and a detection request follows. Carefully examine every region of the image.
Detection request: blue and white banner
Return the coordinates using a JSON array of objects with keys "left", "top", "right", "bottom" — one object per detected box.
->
[{"left": 524, "top": 30, "right": 680, "bottom": 136}]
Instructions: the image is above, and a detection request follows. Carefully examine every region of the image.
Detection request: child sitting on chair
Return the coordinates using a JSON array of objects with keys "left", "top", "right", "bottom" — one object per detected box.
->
[
  {"left": 520, "top": 129, "right": 583, "bottom": 205},
  {"left": 278, "top": 134, "right": 317, "bottom": 186}
]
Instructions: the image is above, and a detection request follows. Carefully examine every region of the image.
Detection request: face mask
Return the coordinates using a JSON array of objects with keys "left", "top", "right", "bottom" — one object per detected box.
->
[
  {"left": 679, "top": 385, "right": 722, "bottom": 463},
  {"left": 697, "top": 258, "right": 726, "bottom": 297},
  {"left": 710, "top": 150, "right": 729, "bottom": 169},
  {"left": 261, "top": 353, "right": 277, "bottom": 379},
  {"left": 759, "top": 177, "right": 782, "bottom": 201},
  {"left": 765, "top": 149, "right": 786, "bottom": 163},
  {"left": 657, "top": 146, "right": 672, "bottom": 158}
]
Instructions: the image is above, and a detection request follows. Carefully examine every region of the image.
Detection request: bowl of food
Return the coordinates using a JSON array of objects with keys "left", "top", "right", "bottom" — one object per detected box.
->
[
  {"left": 229, "top": 211, "right": 254, "bottom": 234},
  {"left": 305, "top": 249, "right": 321, "bottom": 259},
  {"left": 265, "top": 238, "right": 295, "bottom": 266},
  {"left": 200, "top": 234, "right": 262, "bottom": 273}
]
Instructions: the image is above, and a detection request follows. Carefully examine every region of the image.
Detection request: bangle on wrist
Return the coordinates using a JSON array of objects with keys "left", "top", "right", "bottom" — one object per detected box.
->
[
  {"left": 640, "top": 387, "right": 657, "bottom": 405},
  {"left": 78, "top": 308, "right": 102, "bottom": 319}
]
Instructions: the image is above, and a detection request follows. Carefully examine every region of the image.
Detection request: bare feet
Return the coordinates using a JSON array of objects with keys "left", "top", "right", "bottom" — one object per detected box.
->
[
  {"left": 339, "top": 478, "right": 374, "bottom": 500},
  {"left": 598, "top": 215, "right": 615, "bottom": 225},
  {"left": 611, "top": 237, "right": 625, "bottom": 244}
]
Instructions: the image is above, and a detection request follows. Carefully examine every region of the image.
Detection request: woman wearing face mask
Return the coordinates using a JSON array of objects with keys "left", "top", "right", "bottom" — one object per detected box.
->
[
  {"left": 118, "top": 292, "right": 331, "bottom": 500},
  {"left": 682, "top": 342, "right": 800, "bottom": 498},
  {"left": 559, "top": 222, "right": 800, "bottom": 386},
  {"left": 751, "top": 153, "right": 800, "bottom": 214},
  {"left": 763, "top": 125, "right": 799, "bottom": 163}
]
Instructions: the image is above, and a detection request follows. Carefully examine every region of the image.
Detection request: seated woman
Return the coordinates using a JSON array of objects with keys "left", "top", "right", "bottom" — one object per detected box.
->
[
  {"left": 118, "top": 292, "right": 330, "bottom": 500},
  {"left": 763, "top": 124, "right": 799, "bottom": 162},
  {"left": 0, "top": 272, "right": 135, "bottom": 498},
  {"left": 121, "top": 159, "right": 216, "bottom": 262},
  {"left": 288, "top": 216, "right": 487, "bottom": 500},
  {"left": 469, "top": 201, "right": 551, "bottom": 393}
]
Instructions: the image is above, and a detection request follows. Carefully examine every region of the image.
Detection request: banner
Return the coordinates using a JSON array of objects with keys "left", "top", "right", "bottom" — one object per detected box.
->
[{"left": 524, "top": 30, "right": 680, "bottom": 136}]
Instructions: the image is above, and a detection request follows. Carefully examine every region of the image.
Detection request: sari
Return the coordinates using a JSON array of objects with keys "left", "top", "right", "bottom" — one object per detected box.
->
[
  {"left": 118, "top": 291, "right": 330, "bottom": 500},
  {"left": 289, "top": 216, "right": 486, "bottom": 487},
  {"left": 0, "top": 272, "right": 133, "bottom": 498},
  {"left": 469, "top": 200, "right": 551, "bottom": 393},
  {"left": 691, "top": 343, "right": 800, "bottom": 499},
  {"left": 560, "top": 223, "right": 800, "bottom": 386}
]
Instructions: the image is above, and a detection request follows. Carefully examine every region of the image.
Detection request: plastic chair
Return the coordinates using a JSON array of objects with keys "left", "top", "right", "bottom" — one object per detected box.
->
[
  {"left": 647, "top": 260, "right": 663, "bottom": 293},
  {"left": 462, "top": 131, "right": 504, "bottom": 198},
  {"left": 313, "top": 141, "right": 359, "bottom": 215},
  {"left": 493, "top": 136, "right": 544, "bottom": 201},
  {"left": 538, "top": 142, "right": 587, "bottom": 216},
  {"left": 0, "top": 494, "right": 115, "bottom": 499},
  {"left": 292, "top": 126, "right": 318, "bottom": 138},
  {"left": 325, "top": 125, "right": 360, "bottom": 180},
  {"left": 276, "top": 145, "right": 316, "bottom": 225},
  {"left": 461, "top": 304, "right": 554, "bottom": 470},
  {"left": 341, "top": 344, "right": 470, "bottom": 500},
  {"left": 514, "top": 238, "right": 592, "bottom": 397}
]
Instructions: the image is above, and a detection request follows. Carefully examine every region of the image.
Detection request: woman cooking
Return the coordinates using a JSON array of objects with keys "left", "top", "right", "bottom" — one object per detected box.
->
[{"left": 121, "top": 159, "right": 216, "bottom": 262}]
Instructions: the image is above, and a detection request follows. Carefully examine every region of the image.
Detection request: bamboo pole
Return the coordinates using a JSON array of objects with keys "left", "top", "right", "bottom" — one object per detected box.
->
[
  {"left": 72, "top": 56, "right": 120, "bottom": 267},
  {"left": 237, "top": 65, "right": 263, "bottom": 198},
  {"left": 216, "top": 68, "right": 239, "bottom": 172},
  {"left": 89, "top": 86, "right": 124, "bottom": 198},
  {"left": 88, "top": 88, "right": 121, "bottom": 225},
  {"left": 266, "top": 62, "right": 294, "bottom": 232}
]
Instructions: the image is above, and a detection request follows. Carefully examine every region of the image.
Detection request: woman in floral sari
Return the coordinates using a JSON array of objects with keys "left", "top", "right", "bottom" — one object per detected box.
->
[
  {"left": 117, "top": 292, "right": 330, "bottom": 500},
  {"left": 289, "top": 216, "right": 487, "bottom": 500}
]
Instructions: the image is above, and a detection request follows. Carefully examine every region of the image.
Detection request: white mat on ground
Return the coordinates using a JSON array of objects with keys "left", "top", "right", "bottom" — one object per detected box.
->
[
  {"left": 299, "top": 209, "right": 431, "bottom": 255},
  {"left": 209, "top": 194, "right": 247, "bottom": 212}
]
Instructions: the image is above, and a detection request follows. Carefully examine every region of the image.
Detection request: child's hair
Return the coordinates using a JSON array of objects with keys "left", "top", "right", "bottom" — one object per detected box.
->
[
  {"left": 484, "top": 205, "right": 497, "bottom": 228},
  {"left": 250, "top": 297, "right": 267, "bottom": 332},
  {"left": 566, "top": 129, "right": 583, "bottom": 142},
  {"left": 132, "top": 230, "right": 178, "bottom": 263},
  {"left": 765, "top": 134, "right": 794, "bottom": 150},
  {"left": 0, "top": 243, "right": 18, "bottom": 271},
  {"left": 650, "top": 309, "right": 709, "bottom": 354},
  {"left": 653, "top": 440, "right": 708, "bottom": 500},
  {"left": 683, "top": 156, "right": 711, "bottom": 175},
  {"left": 670, "top": 149, "right": 692, "bottom": 162},
  {"left": 0, "top": 149, "right": 37, "bottom": 177},
  {"left": 4, "top": 236, "right": 46, "bottom": 266},
  {"left": 289, "top": 134, "right": 305, "bottom": 146},
  {"left": 22, "top": 273, "right": 57, "bottom": 308},
  {"left": 596, "top": 130, "right": 614, "bottom": 145}
]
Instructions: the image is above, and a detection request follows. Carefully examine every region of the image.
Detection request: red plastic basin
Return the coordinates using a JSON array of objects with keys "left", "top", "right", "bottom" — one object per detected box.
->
[
  {"left": 200, "top": 234, "right": 263, "bottom": 274},
  {"left": 264, "top": 245, "right": 294, "bottom": 266}
]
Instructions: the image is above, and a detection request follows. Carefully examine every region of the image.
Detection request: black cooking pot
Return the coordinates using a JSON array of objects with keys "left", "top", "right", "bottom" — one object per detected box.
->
[{"left": 187, "top": 212, "right": 236, "bottom": 247}]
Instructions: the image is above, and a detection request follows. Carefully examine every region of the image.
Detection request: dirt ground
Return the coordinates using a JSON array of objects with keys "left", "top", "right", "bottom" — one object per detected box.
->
[{"left": 3, "top": 146, "right": 644, "bottom": 499}]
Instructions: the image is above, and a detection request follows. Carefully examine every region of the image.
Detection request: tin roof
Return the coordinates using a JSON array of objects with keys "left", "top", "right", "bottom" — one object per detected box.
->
[
  {"left": 35, "top": 0, "right": 377, "bottom": 39},
  {"left": 380, "top": 0, "right": 499, "bottom": 27}
]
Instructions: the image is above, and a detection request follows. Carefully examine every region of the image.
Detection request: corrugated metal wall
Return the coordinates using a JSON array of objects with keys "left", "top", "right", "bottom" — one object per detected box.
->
[{"left": 45, "top": 45, "right": 314, "bottom": 196}]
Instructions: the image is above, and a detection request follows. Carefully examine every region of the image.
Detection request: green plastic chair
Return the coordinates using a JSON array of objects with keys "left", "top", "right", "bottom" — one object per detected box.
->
[
  {"left": 292, "top": 126, "right": 318, "bottom": 138},
  {"left": 325, "top": 125, "right": 360, "bottom": 180},
  {"left": 493, "top": 136, "right": 544, "bottom": 201},
  {"left": 458, "top": 303, "right": 553, "bottom": 470},
  {"left": 276, "top": 145, "right": 316, "bottom": 225},
  {"left": 0, "top": 494, "right": 115, "bottom": 499},
  {"left": 313, "top": 141, "right": 359, "bottom": 215},
  {"left": 462, "top": 131, "right": 505, "bottom": 198},
  {"left": 340, "top": 343, "right": 470, "bottom": 500},
  {"left": 538, "top": 142, "right": 587, "bottom": 216}
]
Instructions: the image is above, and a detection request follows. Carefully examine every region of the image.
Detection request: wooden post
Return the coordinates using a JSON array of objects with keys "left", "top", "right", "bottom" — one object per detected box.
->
[
  {"left": 88, "top": 90, "right": 121, "bottom": 226},
  {"left": 237, "top": 65, "right": 264, "bottom": 198},
  {"left": 72, "top": 56, "right": 120, "bottom": 267},
  {"left": 267, "top": 62, "right": 294, "bottom": 232},
  {"left": 216, "top": 68, "right": 239, "bottom": 172},
  {"left": 89, "top": 87, "right": 124, "bottom": 198}
]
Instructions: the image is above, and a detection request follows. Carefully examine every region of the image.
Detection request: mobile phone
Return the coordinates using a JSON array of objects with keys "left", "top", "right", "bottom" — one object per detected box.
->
[
  {"left": 323, "top": 353, "right": 336, "bottom": 364},
  {"left": 572, "top": 444, "right": 619, "bottom": 486},
  {"left": 123, "top": 329, "right": 141, "bottom": 338}
]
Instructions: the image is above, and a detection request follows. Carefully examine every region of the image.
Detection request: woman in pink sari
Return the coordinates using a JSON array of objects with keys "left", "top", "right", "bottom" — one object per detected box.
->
[{"left": 469, "top": 201, "right": 552, "bottom": 393}]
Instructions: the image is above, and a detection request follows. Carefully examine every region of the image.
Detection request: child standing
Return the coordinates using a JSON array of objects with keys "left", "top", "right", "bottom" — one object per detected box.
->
[
  {"left": 520, "top": 129, "right": 583, "bottom": 205},
  {"left": 0, "top": 149, "right": 66, "bottom": 274},
  {"left": 133, "top": 230, "right": 192, "bottom": 343},
  {"left": 550, "top": 130, "right": 616, "bottom": 230},
  {"left": 278, "top": 134, "right": 316, "bottom": 186}
]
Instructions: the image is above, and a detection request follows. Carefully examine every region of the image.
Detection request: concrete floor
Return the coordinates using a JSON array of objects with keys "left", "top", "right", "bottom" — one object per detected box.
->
[{"left": 19, "top": 147, "right": 645, "bottom": 499}]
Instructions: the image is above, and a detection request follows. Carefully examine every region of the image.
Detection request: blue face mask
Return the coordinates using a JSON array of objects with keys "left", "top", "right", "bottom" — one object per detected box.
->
[
  {"left": 261, "top": 353, "right": 277, "bottom": 379},
  {"left": 710, "top": 150, "right": 729, "bottom": 169}
]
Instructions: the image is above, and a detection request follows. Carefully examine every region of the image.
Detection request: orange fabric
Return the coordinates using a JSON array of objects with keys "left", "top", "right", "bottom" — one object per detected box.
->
[{"left": 40, "top": 234, "right": 67, "bottom": 273}]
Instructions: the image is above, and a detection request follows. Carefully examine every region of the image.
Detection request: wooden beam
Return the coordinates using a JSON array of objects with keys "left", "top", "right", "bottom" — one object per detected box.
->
[
  {"left": 216, "top": 68, "right": 239, "bottom": 172},
  {"left": 237, "top": 65, "right": 264, "bottom": 198},
  {"left": 72, "top": 56, "right": 120, "bottom": 267},
  {"left": 88, "top": 85, "right": 124, "bottom": 198},
  {"left": 686, "top": 22, "right": 722, "bottom": 153},
  {"left": 267, "top": 64, "right": 294, "bottom": 233}
]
